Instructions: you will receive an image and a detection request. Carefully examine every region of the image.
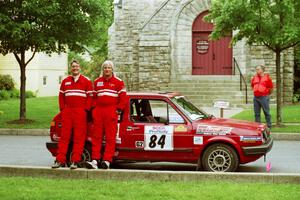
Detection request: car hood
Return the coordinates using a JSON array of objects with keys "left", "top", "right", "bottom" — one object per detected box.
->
[{"left": 193, "top": 117, "right": 265, "bottom": 135}]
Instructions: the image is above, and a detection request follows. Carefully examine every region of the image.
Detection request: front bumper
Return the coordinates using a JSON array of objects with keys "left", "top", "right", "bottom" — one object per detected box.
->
[{"left": 242, "top": 137, "right": 273, "bottom": 156}]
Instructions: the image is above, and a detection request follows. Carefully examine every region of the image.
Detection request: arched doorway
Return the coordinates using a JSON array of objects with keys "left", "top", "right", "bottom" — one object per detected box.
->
[{"left": 192, "top": 11, "right": 232, "bottom": 75}]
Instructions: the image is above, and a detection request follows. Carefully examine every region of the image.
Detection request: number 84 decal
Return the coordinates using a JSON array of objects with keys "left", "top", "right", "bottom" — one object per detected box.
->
[{"left": 144, "top": 126, "right": 174, "bottom": 151}]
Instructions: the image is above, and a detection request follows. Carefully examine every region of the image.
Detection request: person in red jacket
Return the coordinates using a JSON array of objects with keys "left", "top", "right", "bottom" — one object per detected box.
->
[
  {"left": 251, "top": 64, "right": 273, "bottom": 128},
  {"left": 86, "top": 60, "right": 126, "bottom": 169},
  {"left": 52, "top": 60, "right": 93, "bottom": 169}
]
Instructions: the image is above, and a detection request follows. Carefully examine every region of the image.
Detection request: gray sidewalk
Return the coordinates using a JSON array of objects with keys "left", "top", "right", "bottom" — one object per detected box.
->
[{"left": 0, "top": 165, "right": 300, "bottom": 184}]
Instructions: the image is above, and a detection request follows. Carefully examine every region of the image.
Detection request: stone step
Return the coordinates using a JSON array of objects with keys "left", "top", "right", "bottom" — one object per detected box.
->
[
  {"left": 171, "top": 75, "right": 242, "bottom": 82},
  {"left": 163, "top": 84, "right": 241, "bottom": 89},
  {"left": 164, "top": 90, "right": 243, "bottom": 95},
  {"left": 161, "top": 86, "right": 243, "bottom": 92},
  {"left": 165, "top": 76, "right": 250, "bottom": 108}
]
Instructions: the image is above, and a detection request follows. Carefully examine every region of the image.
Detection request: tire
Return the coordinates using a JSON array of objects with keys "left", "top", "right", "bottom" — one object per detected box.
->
[
  {"left": 67, "top": 143, "right": 91, "bottom": 168},
  {"left": 202, "top": 143, "right": 239, "bottom": 172}
]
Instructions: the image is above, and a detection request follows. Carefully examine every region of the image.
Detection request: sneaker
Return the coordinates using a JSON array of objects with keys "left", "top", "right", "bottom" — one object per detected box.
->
[
  {"left": 52, "top": 160, "right": 65, "bottom": 169},
  {"left": 70, "top": 162, "right": 78, "bottom": 170},
  {"left": 86, "top": 160, "right": 98, "bottom": 169},
  {"left": 101, "top": 161, "right": 110, "bottom": 169}
]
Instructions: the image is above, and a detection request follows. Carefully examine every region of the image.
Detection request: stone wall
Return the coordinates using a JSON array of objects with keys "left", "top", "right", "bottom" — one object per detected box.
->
[
  {"left": 108, "top": 0, "right": 163, "bottom": 91},
  {"left": 138, "top": 0, "right": 179, "bottom": 90},
  {"left": 108, "top": 0, "right": 294, "bottom": 103},
  {"left": 248, "top": 45, "right": 294, "bottom": 103}
]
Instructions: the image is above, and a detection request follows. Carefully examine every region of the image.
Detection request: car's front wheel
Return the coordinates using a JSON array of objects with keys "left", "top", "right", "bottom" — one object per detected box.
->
[{"left": 202, "top": 143, "right": 239, "bottom": 172}]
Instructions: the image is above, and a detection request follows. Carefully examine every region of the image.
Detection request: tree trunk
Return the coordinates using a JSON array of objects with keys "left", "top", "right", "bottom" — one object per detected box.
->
[
  {"left": 19, "top": 51, "right": 26, "bottom": 121},
  {"left": 275, "top": 51, "right": 282, "bottom": 126}
]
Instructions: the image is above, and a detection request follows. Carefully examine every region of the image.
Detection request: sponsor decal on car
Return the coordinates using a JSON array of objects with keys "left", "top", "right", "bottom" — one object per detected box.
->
[
  {"left": 135, "top": 141, "right": 144, "bottom": 148},
  {"left": 240, "top": 136, "right": 262, "bottom": 143},
  {"left": 174, "top": 125, "right": 187, "bottom": 132},
  {"left": 196, "top": 125, "right": 232, "bottom": 135},
  {"left": 144, "top": 125, "right": 174, "bottom": 151},
  {"left": 193, "top": 136, "right": 203, "bottom": 145}
]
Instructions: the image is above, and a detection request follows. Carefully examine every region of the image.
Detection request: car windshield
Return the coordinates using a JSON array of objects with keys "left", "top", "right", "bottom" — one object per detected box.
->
[{"left": 171, "top": 96, "right": 210, "bottom": 121}]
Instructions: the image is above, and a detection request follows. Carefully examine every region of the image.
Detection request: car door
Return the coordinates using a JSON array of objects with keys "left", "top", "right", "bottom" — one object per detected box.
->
[{"left": 117, "top": 97, "right": 194, "bottom": 162}]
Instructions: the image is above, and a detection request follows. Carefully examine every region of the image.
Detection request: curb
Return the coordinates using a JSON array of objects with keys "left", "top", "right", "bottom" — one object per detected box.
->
[
  {"left": 272, "top": 133, "right": 300, "bottom": 141},
  {"left": 0, "top": 165, "right": 300, "bottom": 184},
  {"left": 0, "top": 129, "right": 300, "bottom": 140},
  {"left": 0, "top": 129, "right": 49, "bottom": 136}
]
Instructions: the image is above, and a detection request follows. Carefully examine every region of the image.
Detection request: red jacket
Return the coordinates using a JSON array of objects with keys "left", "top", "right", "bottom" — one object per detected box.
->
[
  {"left": 251, "top": 74, "right": 273, "bottom": 97},
  {"left": 93, "top": 75, "right": 126, "bottom": 110},
  {"left": 59, "top": 75, "right": 93, "bottom": 110}
]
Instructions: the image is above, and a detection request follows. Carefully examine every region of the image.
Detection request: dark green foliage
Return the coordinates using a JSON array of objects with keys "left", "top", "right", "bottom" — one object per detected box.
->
[
  {"left": 68, "top": 0, "right": 113, "bottom": 81},
  {"left": 0, "top": 0, "right": 107, "bottom": 120},
  {"left": 0, "top": 0, "right": 106, "bottom": 55},
  {"left": 0, "top": 74, "right": 14, "bottom": 90},
  {"left": 206, "top": 0, "right": 300, "bottom": 125},
  {"left": 205, "top": 0, "right": 300, "bottom": 49}
]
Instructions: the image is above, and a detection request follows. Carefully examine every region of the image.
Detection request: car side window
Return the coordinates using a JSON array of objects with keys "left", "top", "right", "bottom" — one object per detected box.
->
[
  {"left": 168, "top": 106, "right": 185, "bottom": 124},
  {"left": 130, "top": 99, "right": 184, "bottom": 124}
]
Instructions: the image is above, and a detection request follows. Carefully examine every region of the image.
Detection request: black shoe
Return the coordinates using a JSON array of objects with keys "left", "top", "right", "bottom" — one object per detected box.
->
[
  {"left": 52, "top": 160, "right": 65, "bottom": 169},
  {"left": 70, "top": 162, "right": 78, "bottom": 170},
  {"left": 101, "top": 161, "right": 110, "bottom": 169}
]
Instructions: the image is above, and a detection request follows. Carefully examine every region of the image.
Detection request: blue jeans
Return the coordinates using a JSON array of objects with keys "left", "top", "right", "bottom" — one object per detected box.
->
[{"left": 253, "top": 96, "right": 272, "bottom": 128}]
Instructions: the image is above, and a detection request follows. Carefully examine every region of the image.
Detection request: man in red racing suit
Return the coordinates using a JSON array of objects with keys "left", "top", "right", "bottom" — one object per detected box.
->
[
  {"left": 86, "top": 60, "right": 126, "bottom": 169},
  {"left": 52, "top": 60, "right": 93, "bottom": 169}
]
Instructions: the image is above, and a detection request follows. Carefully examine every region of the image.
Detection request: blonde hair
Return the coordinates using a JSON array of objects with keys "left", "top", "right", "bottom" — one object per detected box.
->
[{"left": 102, "top": 60, "right": 114, "bottom": 70}]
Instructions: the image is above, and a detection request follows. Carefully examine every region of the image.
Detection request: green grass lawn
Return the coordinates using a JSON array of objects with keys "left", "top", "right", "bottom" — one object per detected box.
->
[
  {"left": 231, "top": 104, "right": 300, "bottom": 133},
  {"left": 0, "top": 97, "right": 299, "bottom": 133},
  {"left": 0, "top": 97, "right": 59, "bottom": 128},
  {"left": 0, "top": 177, "right": 299, "bottom": 200}
]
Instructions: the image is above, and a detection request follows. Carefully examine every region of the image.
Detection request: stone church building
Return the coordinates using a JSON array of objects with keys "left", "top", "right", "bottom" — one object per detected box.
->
[{"left": 108, "top": 0, "right": 294, "bottom": 107}]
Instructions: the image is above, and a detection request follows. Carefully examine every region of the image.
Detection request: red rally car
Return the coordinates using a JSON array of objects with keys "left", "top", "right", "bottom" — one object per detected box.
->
[{"left": 46, "top": 92, "right": 273, "bottom": 172}]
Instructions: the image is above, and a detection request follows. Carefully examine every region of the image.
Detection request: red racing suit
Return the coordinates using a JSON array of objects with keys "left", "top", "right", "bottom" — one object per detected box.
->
[
  {"left": 251, "top": 74, "right": 273, "bottom": 97},
  {"left": 91, "top": 75, "right": 126, "bottom": 162},
  {"left": 56, "top": 75, "right": 93, "bottom": 164}
]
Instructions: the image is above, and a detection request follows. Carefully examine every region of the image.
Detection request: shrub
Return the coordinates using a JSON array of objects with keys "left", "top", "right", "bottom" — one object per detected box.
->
[
  {"left": 0, "top": 90, "right": 11, "bottom": 100},
  {"left": 292, "top": 92, "right": 300, "bottom": 103},
  {"left": 10, "top": 89, "right": 20, "bottom": 98},
  {"left": 25, "top": 90, "right": 36, "bottom": 98},
  {"left": 0, "top": 74, "right": 15, "bottom": 90},
  {"left": 0, "top": 89, "right": 35, "bottom": 100}
]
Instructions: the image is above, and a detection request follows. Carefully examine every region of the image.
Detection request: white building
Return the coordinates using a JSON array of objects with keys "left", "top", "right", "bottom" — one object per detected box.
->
[{"left": 0, "top": 52, "right": 68, "bottom": 97}]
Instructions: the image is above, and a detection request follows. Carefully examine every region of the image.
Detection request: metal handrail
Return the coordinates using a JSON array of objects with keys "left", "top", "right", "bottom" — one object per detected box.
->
[{"left": 233, "top": 58, "right": 248, "bottom": 104}]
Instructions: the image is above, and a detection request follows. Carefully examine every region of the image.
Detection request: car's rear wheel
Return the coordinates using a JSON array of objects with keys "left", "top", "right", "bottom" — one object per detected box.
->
[{"left": 202, "top": 143, "right": 239, "bottom": 172}]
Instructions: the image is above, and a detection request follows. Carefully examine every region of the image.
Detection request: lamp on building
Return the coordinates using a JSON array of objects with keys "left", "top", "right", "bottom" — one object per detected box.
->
[{"left": 113, "top": 0, "right": 122, "bottom": 8}]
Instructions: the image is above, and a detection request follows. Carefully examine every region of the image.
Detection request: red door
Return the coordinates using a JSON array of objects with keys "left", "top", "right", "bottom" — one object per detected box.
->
[{"left": 192, "top": 11, "right": 232, "bottom": 75}]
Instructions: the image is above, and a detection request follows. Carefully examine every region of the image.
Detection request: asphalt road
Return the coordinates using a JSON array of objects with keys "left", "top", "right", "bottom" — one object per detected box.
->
[{"left": 0, "top": 135, "right": 299, "bottom": 173}]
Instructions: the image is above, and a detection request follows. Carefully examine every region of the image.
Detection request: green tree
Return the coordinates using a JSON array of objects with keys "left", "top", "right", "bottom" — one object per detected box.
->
[
  {"left": 0, "top": 0, "right": 105, "bottom": 122},
  {"left": 68, "top": 0, "right": 113, "bottom": 81},
  {"left": 206, "top": 0, "right": 300, "bottom": 126}
]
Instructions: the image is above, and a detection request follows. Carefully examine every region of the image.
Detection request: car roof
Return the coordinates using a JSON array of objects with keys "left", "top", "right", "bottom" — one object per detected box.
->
[{"left": 127, "top": 91, "right": 181, "bottom": 98}]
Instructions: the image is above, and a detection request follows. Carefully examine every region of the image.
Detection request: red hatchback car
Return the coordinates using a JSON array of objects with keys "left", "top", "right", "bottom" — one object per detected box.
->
[{"left": 46, "top": 92, "right": 273, "bottom": 172}]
